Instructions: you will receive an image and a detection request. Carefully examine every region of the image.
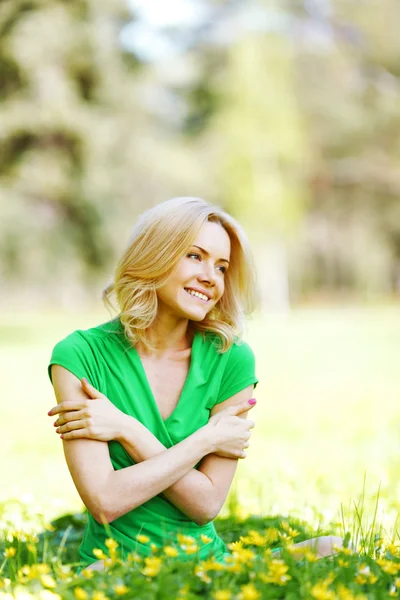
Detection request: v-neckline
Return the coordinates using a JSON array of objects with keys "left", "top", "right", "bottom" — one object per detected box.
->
[{"left": 133, "top": 331, "right": 199, "bottom": 424}]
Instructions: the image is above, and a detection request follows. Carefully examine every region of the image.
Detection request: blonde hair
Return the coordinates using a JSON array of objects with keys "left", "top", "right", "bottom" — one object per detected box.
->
[{"left": 103, "top": 197, "right": 257, "bottom": 352}]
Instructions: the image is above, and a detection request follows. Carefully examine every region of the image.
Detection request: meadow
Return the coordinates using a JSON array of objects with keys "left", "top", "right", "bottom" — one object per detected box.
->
[{"left": 2, "top": 306, "right": 400, "bottom": 598}]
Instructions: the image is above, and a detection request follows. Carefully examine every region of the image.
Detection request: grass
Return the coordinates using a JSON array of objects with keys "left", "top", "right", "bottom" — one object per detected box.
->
[
  {"left": 2, "top": 305, "right": 400, "bottom": 597},
  {"left": 2, "top": 305, "right": 400, "bottom": 532}
]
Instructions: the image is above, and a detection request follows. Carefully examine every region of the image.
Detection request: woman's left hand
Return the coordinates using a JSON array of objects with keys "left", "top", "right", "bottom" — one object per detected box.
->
[{"left": 48, "top": 378, "right": 128, "bottom": 442}]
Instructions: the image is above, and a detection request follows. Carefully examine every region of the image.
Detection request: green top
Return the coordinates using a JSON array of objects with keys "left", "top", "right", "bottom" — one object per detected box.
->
[{"left": 48, "top": 319, "right": 258, "bottom": 567}]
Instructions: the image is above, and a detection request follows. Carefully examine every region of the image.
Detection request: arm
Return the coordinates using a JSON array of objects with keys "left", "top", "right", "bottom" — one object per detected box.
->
[
  {"left": 50, "top": 365, "right": 254, "bottom": 524},
  {"left": 116, "top": 384, "right": 255, "bottom": 524}
]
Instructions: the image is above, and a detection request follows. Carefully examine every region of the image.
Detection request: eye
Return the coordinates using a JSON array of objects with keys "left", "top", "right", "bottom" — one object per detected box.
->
[
  {"left": 217, "top": 265, "right": 226, "bottom": 274},
  {"left": 187, "top": 253, "right": 201, "bottom": 260}
]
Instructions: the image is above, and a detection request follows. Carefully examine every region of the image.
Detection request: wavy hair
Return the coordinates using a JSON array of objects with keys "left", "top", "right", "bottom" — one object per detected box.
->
[{"left": 103, "top": 197, "right": 257, "bottom": 352}]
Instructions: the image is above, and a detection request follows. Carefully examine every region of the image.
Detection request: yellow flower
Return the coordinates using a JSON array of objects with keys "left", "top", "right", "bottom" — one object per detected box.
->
[
  {"left": 141, "top": 556, "right": 162, "bottom": 577},
  {"left": 183, "top": 544, "right": 198, "bottom": 555},
  {"left": 150, "top": 543, "right": 158, "bottom": 553},
  {"left": 377, "top": 558, "right": 400, "bottom": 575},
  {"left": 227, "top": 540, "right": 243, "bottom": 551},
  {"left": 231, "top": 546, "right": 255, "bottom": 565},
  {"left": 127, "top": 552, "right": 142, "bottom": 563},
  {"left": 280, "top": 521, "right": 300, "bottom": 539},
  {"left": 74, "top": 588, "right": 88, "bottom": 600},
  {"left": 113, "top": 584, "right": 129, "bottom": 596},
  {"left": 81, "top": 568, "right": 94, "bottom": 579},
  {"left": 198, "top": 558, "right": 224, "bottom": 572},
  {"left": 338, "top": 558, "right": 349, "bottom": 568},
  {"left": 164, "top": 545, "right": 179, "bottom": 557},
  {"left": 355, "top": 564, "right": 378, "bottom": 585},
  {"left": 194, "top": 567, "right": 212, "bottom": 584},
  {"left": 201, "top": 534, "right": 212, "bottom": 544},
  {"left": 4, "top": 548, "right": 16, "bottom": 558},
  {"left": 40, "top": 574, "right": 57, "bottom": 588},
  {"left": 259, "top": 559, "right": 291, "bottom": 586},
  {"left": 336, "top": 584, "right": 368, "bottom": 600},
  {"left": 240, "top": 530, "right": 266, "bottom": 547},
  {"left": 105, "top": 538, "right": 118, "bottom": 552},
  {"left": 387, "top": 543, "right": 400, "bottom": 557},
  {"left": 310, "top": 582, "right": 336, "bottom": 600},
  {"left": 93, "top": 548, "right": 107, "bottom": 560},
  {"left": 92, "top": 593, "right": 109, "bottom": 600},
  {"left": 177, "top": 533, "right": 196, "bottom": 546},
  {"left": 213, "top": 591, "right": 232, "bottom": 600},
  {"left": 136, "top": 534, "right": 150, "bottom": 544},
  {"left": 237, "top": 583, "right": 261, "bottom": 600},
  {"left": 264, "top": 528, "right": 280, "bottom": 545}
]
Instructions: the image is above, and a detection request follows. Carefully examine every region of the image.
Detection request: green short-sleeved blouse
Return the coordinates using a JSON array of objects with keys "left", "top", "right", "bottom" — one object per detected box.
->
[{"left": 48, "top": 319, "right": 258, "bottom": 567}]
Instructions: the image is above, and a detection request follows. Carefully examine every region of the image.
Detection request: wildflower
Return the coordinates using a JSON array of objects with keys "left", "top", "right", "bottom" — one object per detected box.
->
[
  {"left": 105, "top": 538, "right": 118, "bottom": 552},
  {"left": 259, "top": 559, "right": 291, "bottom": 585},
  {"left": 227, "top": 540, "right": 243, "bottom": 551},
  {"left": 178, "top": 584, "right": 190, "bottom": 597},
  {"left": 183, "top": 543, "right": 198, "bottom": 555},
  {"left": 150, "top": 543, "right": 158, "bottom": 553},
  {"left": 213, "top": 591, "right": 232, "bottom": 600},
  {"left": 40, "top": 575, "right": 57, "bottom": 588},
  {"left": 93, "top": 548, "right": 107, "bottom": 560},
  {"left": 113, "top": 584, "right": 129, "bottom": 595},
  {"left": 338, "top": 559, "right": 349, "bottom": 568},
  {"left": 264, "top": 528, "right": 280, "bottom": 545},
  {"left": 387, "top": 543, "right": 400, "bottom": 557},
  {"left": 201, "top": 534, "right": 212, "bottom": 544},
  {"left": 92, "top": 593, "right": 109, "bottom": 600},
  {"left": 231, "top": 545, "right": 255, "bottom": 565},
  {"left": 395, "top": 578, "right": 400, "bottom": 588},
  {"left": 195, "top": 564, "right": 212, "bottom": 583},
  {"left": 74, "top": 588, "right": 88, "bottom": 600},
  {"left": 127, "top": 552, "right": 142, "bottom": 563},
  {"left": 177, "top": 533, "right": 196, "bottom": 546},
  {"left": 199, "top": 558, "right": 224, "bottom": 572},
  {"left": 336, "top": 584, "right": 368, "bottom": 600},
  {"left": 136, "top": 534, "right": 150, "bottom": 544},
  {"left": 141, "top": 556, "right": 162, "bottom": 577},
  {"left": 280, "top": 521, "right": 300, "bottom": 539},
  {"left": 355, "top": 564, "right": 378, "bottom": 585},
  {"left": 164, "top": 546, "right": 179, "bottom": 557},
  {"left": 81, "top": 568, "right": 94, "bottom": 579},
  {"left": 377, "top": 558, "right": 400, "bottom": 575},
  {"left": 237, "top": 583, "right": 261, "bottom": 600},
  {"left": 240, "top": 530, "right": 266, "bottom": 547},
  {"left": 4, "top": 548, "right": 16, "bottom": 558},
  {"left": 310, "top": 582, "right": 336, "bottom": 600}
]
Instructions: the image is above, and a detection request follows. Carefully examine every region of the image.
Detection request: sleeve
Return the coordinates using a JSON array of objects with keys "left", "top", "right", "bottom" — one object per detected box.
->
[
  {"left": 215, "top": 341, "right": 258, "bottom": 405},
  {"left": 48, "top": 331, "right": 101, "bottom": 389}
]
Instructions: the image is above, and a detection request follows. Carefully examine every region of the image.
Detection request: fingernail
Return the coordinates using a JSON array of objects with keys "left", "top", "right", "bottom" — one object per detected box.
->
[
  {"left": 60, "top": 434, "right": 64, "bottom": 439},
  {"left": 248, "top": 398, "right": 256, "bottom": 405},
  {"left": 82, "top": 377, "right": 88, "bottom": 384},
  {"left": 53, "top": 421, "right": 57, "bottom": 427},
  {"left": 47, "top": 410, "right": 52, "bottom": 416}
]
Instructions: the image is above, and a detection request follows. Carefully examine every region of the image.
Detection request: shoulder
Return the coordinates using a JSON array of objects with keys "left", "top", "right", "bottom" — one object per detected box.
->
[
  {"left": 201, "top": 331, "right": 255, "bottom": 363},
  {"left": 52, "top": 319, "right": 124, "bottom": 352}
]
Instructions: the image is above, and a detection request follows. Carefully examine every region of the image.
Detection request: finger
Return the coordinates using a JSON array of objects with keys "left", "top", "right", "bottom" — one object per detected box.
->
[
  {"left": 81, "top": 378, "right": 103, "bottom": 399},
  {"left": 54, "top": 410, "right": 86, "bottom": 427},
  {"left": 247, "top": 419, "right": 255, "bottom": 429},
  {"left": 243, "top": 441, "right": 250, "bottom": 449},
  {"left": 60, "top": 428, "right": 90, "bottom": 441},
  {"left": 56, "top": 419, "right": 88, "bottom": 434},
  {"left": 48, "top": 400, "right": 86, "bottom": 416},
  {"left": 233, "top": 399, "right": 257, "bottom": 416}
]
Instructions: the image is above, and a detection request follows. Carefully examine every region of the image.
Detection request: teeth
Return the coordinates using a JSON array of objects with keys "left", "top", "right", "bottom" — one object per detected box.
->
[{"left": 185, "top": 288, "right": 209, "bottom": 302}]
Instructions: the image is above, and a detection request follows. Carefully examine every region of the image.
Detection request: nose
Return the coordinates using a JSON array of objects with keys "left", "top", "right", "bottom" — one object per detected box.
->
[{"left": 199, "top": 261, "right": 217, "bottom": 286}]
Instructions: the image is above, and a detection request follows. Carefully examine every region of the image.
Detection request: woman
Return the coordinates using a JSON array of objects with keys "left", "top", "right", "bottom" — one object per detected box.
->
[{"left": 48, "top": 197, "right": 344, "bottom": 571}]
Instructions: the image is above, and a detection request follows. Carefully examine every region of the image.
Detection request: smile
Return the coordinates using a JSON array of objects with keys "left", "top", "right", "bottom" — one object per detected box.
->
[{"left": 184, "top": 288, "right": 210, "bottom": 303}]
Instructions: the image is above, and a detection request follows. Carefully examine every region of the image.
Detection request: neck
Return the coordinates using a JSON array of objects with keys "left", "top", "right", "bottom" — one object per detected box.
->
[{"left": 139, "top": 313, "right": 194, "bottom": 356}]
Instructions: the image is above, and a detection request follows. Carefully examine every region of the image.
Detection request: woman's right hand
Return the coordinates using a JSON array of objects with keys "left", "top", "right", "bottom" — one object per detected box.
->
[{"left": 205, "top": 399, "right": 256, "bottom": 459}]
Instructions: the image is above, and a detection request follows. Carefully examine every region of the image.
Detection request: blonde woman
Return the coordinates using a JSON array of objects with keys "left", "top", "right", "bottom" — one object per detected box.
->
[{"left": 48, "top": 197, "right": 344, "bottom": 571}]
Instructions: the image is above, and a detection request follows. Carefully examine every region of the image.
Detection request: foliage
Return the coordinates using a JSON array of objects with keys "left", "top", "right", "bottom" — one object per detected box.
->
[{"left": 2, "top": 502, "right": 400, "bottom": 598}]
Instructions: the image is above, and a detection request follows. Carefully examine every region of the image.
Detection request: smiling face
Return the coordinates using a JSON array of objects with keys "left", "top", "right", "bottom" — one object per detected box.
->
[{"left": 156, "top": 220, "right": 231, "bottom": 322}]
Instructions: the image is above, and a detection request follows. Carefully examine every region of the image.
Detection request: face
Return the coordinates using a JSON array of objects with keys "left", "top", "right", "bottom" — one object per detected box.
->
[{"left": 156, "top": 220, "right": 231, "bottom": 322}]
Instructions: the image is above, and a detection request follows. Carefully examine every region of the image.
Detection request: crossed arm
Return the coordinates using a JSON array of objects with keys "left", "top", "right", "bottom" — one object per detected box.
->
[{"left": 50, "top": 365, "right": 255, "bottom": 526}]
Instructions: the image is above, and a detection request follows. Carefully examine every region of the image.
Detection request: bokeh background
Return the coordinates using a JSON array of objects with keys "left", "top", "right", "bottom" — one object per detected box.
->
[{"left": 2, "top": 0, "right": 400, "bottom": 533}]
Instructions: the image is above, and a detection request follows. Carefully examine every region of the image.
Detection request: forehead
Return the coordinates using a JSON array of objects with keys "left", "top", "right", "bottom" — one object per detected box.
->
[{"left": 192, "top": 221, "right": 231, "bottom": 258}]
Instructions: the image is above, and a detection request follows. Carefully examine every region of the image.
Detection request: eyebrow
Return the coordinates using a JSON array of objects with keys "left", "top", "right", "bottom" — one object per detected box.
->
[{"left": 192, "top": 245, "right": 230, "bottom": 265}]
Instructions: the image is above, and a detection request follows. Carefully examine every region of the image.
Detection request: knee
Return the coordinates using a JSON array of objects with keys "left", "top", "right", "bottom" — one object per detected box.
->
[{"left": 317, "top": 535, "right": 344, "bottom": 557}]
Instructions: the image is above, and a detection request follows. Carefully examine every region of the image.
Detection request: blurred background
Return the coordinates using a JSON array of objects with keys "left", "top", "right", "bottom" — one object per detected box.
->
[{"left": 1, "top": 0, "right": 400, "bottom": 532}]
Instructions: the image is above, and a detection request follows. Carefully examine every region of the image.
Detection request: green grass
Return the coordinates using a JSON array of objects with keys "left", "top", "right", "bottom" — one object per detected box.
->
[{"left": 2, "top": 306, "right": 400, "bottom": 536}]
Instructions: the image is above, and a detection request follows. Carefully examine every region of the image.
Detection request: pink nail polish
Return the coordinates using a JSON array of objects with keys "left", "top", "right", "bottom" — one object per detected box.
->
[
  {"left": 248, "top": 398, "right": 256, "bottom": 405},
  {"left": 53, "top": 421, "right": 57, "bottom": 427}
]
